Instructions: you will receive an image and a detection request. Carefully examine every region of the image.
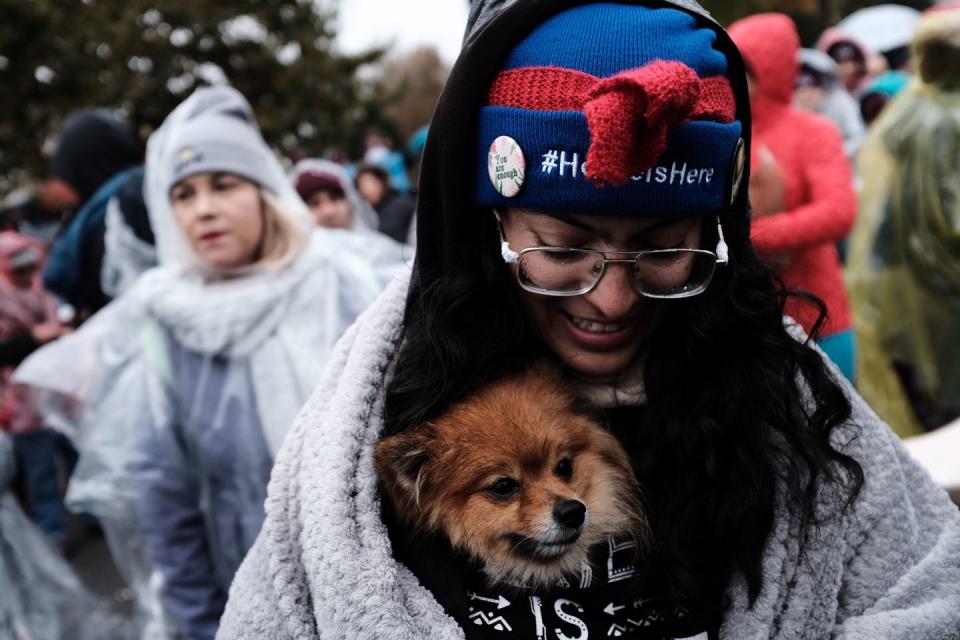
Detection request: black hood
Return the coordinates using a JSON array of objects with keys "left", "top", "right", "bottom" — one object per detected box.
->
[
  {"left": 414, "top": 0, "right": 752, "bottom": 292},
  {"left": 52, "top": 109, "right": 142, "bottom": 205},
  {"left": 465, "top": 0, "right": 718, "bottom": 37},
  {"left": 113, "top": 166, "right": 154, "bottom": 245}
]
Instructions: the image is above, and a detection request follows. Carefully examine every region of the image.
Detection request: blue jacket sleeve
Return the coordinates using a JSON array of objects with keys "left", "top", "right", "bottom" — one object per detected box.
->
[
  {"left": 134, "top": 364, "right": 226, "bottom": 640},
  {"left": 44, "top": 168, "right": 137, "bottom": 311}
]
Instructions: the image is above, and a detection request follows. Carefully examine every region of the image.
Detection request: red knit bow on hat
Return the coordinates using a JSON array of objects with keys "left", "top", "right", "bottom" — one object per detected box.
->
[{"left": 487, "top": 60, "right": 736, "bottom": 186}]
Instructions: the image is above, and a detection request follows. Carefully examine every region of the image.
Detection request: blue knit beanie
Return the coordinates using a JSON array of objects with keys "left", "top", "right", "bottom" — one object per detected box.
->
[{"left": 475, "top": 3, "right": 745, "bottom": 217}]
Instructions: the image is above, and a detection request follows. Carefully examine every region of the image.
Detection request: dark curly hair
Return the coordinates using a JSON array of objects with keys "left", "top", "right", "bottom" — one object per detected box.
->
[
  {"left": 384, "top": 0, "right": 863, "bottom": 619},
  {"left": 384, "top": 206, "right": 864, "bottom": 614}
]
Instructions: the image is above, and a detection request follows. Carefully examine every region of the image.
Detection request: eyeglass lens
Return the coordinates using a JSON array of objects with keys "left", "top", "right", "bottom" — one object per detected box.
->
[{"left": 517, "top": 249, "right": 717, "bottom": 297}]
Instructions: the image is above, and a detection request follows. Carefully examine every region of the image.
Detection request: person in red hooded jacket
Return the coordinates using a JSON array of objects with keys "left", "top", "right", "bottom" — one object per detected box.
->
[{"left": 729, "top": 13, "right": 858, "bottom": 381}]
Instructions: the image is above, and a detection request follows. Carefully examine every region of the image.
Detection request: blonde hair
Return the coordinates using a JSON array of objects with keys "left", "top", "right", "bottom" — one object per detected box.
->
[{"left": 257, "top": 190, "right": 310, "bottom": 270}]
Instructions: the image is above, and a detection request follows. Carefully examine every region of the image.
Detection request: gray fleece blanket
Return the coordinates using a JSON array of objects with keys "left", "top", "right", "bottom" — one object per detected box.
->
[{"left": 218, "top": 275, "right": 960, "bottom": 639}]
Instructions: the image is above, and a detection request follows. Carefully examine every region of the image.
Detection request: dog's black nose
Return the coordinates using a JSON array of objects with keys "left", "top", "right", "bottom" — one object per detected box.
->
[{"left": 553, "top": 500, "right": 586, "bottom": 528}]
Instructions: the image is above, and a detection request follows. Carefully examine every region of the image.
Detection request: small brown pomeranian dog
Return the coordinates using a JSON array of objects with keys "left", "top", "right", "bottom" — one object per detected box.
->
[{"left": 374, "top": 365, "right": 646, "bottom": 589}]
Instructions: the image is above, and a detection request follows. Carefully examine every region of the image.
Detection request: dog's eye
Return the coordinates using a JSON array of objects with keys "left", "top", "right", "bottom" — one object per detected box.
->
[
  {"left": 487, "top": 477, "right": 520, "bottom": 499},
  {"left": 555, "top": 458, "right": 573, "bottom": 479}
]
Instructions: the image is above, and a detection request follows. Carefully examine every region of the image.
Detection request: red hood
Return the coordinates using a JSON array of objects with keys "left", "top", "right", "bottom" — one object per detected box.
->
[{"left": 729, "top": 13, "right": 799, "bottom": 109}]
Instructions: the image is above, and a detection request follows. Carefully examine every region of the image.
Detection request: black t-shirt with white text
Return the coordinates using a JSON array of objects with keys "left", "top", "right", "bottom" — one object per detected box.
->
[
  {"left": 385, "top": 501, "right": 720, "bottom": 640},
  {"left": 457, "top": 535, "right": 719, "bottom": 640}
]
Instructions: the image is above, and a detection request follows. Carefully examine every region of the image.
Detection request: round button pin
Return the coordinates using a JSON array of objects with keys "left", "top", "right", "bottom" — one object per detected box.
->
[{"left": 488, "top": 136, "right": 526, "bottom": 198}]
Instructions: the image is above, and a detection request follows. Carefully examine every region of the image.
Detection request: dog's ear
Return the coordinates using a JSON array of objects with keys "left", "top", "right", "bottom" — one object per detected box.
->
[{"left": 374, "top": 427, "right": 435, "bottom": 508}]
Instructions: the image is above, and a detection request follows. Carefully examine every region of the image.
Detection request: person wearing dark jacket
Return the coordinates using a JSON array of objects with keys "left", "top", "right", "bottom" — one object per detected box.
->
[
  {"left": 42, "top": 109, "right": 142, "bottom": 317},
  {"left": 218, "top": 2, "right": 960, "bottom": 639},
  {"left": 355, "top": 163, "right": 417, "bottom": 243}
]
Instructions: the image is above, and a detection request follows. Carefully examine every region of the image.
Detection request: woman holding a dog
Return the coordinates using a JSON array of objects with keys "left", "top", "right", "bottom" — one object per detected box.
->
[{"left": 220, "top": 2, "right": 960, "bottom": 638}]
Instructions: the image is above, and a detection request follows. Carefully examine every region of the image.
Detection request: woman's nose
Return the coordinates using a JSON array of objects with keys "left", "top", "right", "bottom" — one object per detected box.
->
[
  {"left": 190, "top": 190, "right": 218, "bottom": 219},
  {"left": 584, "top": 262, "right": 641, "bottom": 318}
]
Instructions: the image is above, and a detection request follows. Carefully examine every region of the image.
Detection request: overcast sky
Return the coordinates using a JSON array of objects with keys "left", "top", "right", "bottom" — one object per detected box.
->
[{"left": 335, "top": 0, "right": 470, "bottom": 64}]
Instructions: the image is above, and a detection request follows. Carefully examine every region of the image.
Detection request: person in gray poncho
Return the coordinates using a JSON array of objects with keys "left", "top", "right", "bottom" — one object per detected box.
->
[
  {"left": 15, "top": 85, "right": 405, "bottom": 640},
  {"left": 219, "top": 2, "right": 960, "bottom": 639}
]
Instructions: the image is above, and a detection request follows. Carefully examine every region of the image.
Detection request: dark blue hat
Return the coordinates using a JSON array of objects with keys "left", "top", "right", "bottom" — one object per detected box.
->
[{"left": 475, "top": 3, "right": 744, "bottom": 217}]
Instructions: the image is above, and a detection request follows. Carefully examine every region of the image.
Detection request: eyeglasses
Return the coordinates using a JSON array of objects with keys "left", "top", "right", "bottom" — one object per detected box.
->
[{"left": 496, "top": 214, "right": 729, "bottom": 299}]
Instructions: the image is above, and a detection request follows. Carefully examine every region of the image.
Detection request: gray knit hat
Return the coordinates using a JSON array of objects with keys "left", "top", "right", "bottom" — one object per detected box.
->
[{"left": 162, "top": 108, "right": 286, "bottom": 197}]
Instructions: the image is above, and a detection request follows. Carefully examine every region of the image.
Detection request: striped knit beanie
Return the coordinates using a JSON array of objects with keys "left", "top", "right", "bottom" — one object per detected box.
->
[{"left": 476, "top": 3, "right": 745, "bottom": 217}]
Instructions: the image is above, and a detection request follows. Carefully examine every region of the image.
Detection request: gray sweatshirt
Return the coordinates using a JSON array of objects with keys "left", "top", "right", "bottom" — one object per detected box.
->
[{"left": 218, "top": 276, "right": 960, "bottom": 639}]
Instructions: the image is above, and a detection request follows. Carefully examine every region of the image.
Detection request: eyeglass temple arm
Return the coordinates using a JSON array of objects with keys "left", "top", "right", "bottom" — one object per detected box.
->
[
  {"left": 494, "top": 210, "right": 521, "bottom": 264},
  {"left": 715, "top": 218, "right": 729, "bottom": 265},
  {"left": 502, "top": 241, "right": 520, "bottom": 264}
]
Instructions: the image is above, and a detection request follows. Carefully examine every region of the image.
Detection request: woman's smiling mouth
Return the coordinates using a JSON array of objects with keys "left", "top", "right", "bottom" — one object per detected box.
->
[{"left": 561, "top": 311, "right": 642, "bottom": 350}]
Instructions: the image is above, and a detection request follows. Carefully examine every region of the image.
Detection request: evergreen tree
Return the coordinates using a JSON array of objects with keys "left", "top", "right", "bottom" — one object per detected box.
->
[{"left": 0, "top": 0, "right": 391, "bottom": 186}]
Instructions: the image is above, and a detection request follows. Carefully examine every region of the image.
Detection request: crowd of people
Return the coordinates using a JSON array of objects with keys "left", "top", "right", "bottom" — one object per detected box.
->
[
  {"left": 1, "top": 87, "right": 418, "bottom": 637},
  {"left": 1, "top": 1, "right": 959, "bottom": 639}
]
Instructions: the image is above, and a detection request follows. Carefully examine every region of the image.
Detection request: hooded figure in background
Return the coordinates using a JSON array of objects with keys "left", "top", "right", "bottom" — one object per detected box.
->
[
  {"left": 218, "top": 2, "right": 959, "bottom": 639},
  {"left": 817, "top": 30, "right": 877, "bottom": 96},
  {"left": 49, "top": 109, "right": 142, "bottom": 210},
  {"left": 833, "top": 4, "right": 920, "bottom": 74},
  {"left": 796, "top": 48, "right": 866, "bottom": 160},
  {"left": 848, "top": 7, "right": 960, "bottom": 434},
  {"left": 15, "top": 85, "right": 399, "bottom": 640},
  {"left": 730, "top": 13, "right": 858, "bottom": 381},
  {"left": 293, "top": 158, "right": 375, "bottom": 230},
  {"left": 354, "top": 162, "right": 418, "bottom": 244},
  {"left": 0, "top": 431, "right": 133, "bottom": 640},
  {"left": 291, "top": 158, "right": 410, "bottom": 287},
  {"left": 43, "top": 109, "right": 143, "bottom": 317}
]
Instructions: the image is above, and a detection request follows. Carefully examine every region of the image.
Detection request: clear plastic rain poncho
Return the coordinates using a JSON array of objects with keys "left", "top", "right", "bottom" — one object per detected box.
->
[
  {"left": 14, "top": 86, "right": 407, "bottom": 639},
  {"left": 848, "top": 10, "right": 960, "bottom": 435},
  {"left": 100, "top": 168, "right": 158, "bottom": 300},
  {"left": 0, "top": 432, "right": 134, "bottom": 640},
  {"left": 290, "top": 157, "right": 413, "bottom": 276}
]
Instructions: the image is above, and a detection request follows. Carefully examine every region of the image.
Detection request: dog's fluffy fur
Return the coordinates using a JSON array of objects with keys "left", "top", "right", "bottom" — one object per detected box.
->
[{"left": 375, "top": 366, "right": 646, "bottom": 589}]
